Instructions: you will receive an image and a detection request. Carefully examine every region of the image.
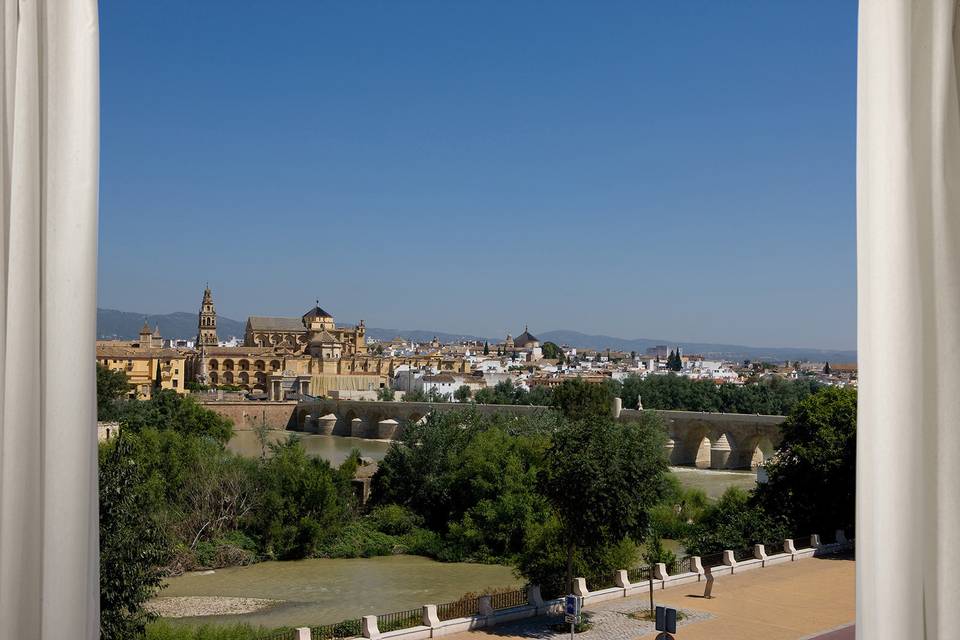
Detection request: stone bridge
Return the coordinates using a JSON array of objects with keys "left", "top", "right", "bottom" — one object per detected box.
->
[{"left": 295, "top": 398, "right": 785, "bottom": 470}]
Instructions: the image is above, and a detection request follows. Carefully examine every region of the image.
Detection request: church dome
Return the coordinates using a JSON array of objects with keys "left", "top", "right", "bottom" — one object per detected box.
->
[
  {"left": 514, "top": 326, "right": 539, "bottom": 348},
  {"left": 303, "top": 303, "right": 333, "bottom": 320}
]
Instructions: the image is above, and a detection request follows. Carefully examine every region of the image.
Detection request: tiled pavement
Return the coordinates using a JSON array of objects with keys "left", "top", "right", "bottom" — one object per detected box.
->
[{"left": 446, "top": 556, "right": 854, "bottom": 640}]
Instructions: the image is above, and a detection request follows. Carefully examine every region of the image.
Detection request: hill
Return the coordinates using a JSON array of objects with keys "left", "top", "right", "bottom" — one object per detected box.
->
[{"left": 95, "top": 309, "right": 855, "bottom": 362}]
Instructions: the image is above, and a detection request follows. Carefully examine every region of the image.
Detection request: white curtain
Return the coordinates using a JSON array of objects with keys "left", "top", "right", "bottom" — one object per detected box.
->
[
  {"left": 0, "top": 1, "right": 100, "bottom": 639},
  {"left": 857, "top": 1, "right": 960, "bottom": 638}
]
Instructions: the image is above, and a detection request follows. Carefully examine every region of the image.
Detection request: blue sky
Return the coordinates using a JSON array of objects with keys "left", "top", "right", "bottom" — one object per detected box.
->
[{"left": 98, "top": 1, "right": 857, "bottom": 350}]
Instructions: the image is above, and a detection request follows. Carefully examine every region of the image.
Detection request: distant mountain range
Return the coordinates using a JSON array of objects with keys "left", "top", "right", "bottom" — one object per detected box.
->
[
  {"left": 96, "top": 308, "right": 856, "bottom": 363},
  {"left": 97, "top": 309, "right": 246, "bottom": 341}
]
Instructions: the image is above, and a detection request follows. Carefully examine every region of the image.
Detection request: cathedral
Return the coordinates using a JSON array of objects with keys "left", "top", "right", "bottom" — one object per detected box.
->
[{"left": 190, "top": 287, "right": 469, "bottom": 399}]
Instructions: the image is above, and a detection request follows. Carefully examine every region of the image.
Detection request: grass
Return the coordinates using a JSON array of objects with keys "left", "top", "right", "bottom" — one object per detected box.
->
[
  {"left": 626, "top": 608, "right": 687, "bottom": 622},
  {"left": 146, "top": 620, "right": 295, "bottom": 640}
]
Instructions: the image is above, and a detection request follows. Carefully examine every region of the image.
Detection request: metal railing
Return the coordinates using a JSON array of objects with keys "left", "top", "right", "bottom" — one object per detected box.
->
[
  {"left": 699, "top": 551, "right": 726, "bottom": 568},
  {"left": 734, "top": 546, "right": 756, "bottom": 562},
  {"left": 437, "top": 597, "right": 479, "bottom": 621},
  {"left": 377, "top": 608, "right": 422, "bottom": 633},
  {"left": 310, "top": 619, "right": 361, "bottom": 640},
  {"left": 490, "top": 588, "right": 528, "bottom": 610},
  {"left": 627, "top": 565, "right": 652, "bottom": 583},
  {"left": 587, "top": 572, "right": 618, "bottom": 590},
  {"left": 539, "top": 580, "right": 568, "bottom": 601},
  {"left": 793, "top": 535, "right": 812, "bottom": 549},
  {"left": 668, "top": 555, "right": 693, "bottom": 575}
]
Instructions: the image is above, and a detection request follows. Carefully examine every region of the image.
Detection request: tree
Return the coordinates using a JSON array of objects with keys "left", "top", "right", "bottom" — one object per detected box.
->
[
  {"left": 483, "top": 342, "right": 490, "bottom": 356},
  {"left": 403, "top": 388, "right": 429, "bottom": 402},
  {"left": 541, "top": 341, "right": 565, "bottom": 363},
  {"left": 551, "top": 378, "right": 613, "bottom": 422},
  {"left": 536, "top": 412, "right": 670, "bottom": 590},
  {"left": 116, "top": 389, "right": 234, "bottom": 443},
  {"left": 97, "top": 364, "right": 130, "bottom": 421},
  {"left": 823, "top": 361, "right": 831, "bottom": 375},
  {"left": 683, "top": 487, "right": 789, "bottom": 556},
  {"left": 99, "top": 436, "right": 169, "bottom": 640},
  {"left": 377, "top": 387, "right": 396, "bottom": 401},
  {"left": 753, "top": 386, "right": 856, "bottom": 536},
  {"left": 454, "top": 385, "right": 472, "bottom": 403}
]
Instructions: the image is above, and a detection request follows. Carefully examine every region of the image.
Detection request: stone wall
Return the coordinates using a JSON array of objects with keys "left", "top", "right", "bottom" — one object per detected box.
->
[{"left": 198, "top": 400, "right": 299, "bottom": 430}]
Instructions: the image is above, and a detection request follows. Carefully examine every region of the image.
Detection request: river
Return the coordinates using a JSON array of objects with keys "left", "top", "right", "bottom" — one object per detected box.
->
[
  {"left": 159, "top": 430, "right": 757, "bottom": 628},
  {"left": 160, "top": 555, "right": 519, "bottom": 628}
]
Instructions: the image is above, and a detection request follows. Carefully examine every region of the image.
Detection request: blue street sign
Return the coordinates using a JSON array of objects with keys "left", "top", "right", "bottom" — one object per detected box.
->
[
  {"left": 564, "top": 595, "right": 580, "bottom": 617},
  {"left": 655, "top": 606, "right": 677, "bottom": 633}
]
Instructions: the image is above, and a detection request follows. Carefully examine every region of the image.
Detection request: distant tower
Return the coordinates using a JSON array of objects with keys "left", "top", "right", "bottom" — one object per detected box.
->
[{"left": 197, "top": 285, "right": 218, "bottom": 347}]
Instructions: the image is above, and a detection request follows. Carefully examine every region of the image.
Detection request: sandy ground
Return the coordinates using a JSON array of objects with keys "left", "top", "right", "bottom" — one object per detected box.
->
[{"left": 146, "top": 596, "right": 281, "bottom": 618}]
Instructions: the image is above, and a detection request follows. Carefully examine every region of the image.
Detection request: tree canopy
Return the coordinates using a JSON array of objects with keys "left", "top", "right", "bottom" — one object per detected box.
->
[
  {"left": 97, "top": 364, "right": 131, "bottom": 421},
  {"left": 753, "top": 386, "right": 856, "bottom": 535}
]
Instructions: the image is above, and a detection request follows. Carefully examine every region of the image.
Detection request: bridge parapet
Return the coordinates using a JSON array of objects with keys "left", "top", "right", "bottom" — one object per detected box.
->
[{"left": 294, "top": 398, "right": 785, "bottom": 470}]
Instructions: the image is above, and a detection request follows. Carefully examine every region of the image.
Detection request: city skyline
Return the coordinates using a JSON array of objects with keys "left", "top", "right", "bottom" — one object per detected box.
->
[{"left": 98, "top": 1, "right": 857, "bottom": 350}]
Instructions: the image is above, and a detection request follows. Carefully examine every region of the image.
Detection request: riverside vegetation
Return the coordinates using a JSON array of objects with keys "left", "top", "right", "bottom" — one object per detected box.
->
[{"left": 96, "top": 366, "right": 855, "bottom": 640}]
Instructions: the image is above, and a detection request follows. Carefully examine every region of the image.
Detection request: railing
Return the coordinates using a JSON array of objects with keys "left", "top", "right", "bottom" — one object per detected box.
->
[
  {"left": 490, "top": 588, "right": 528, "bottom": 610},
  {"left": 627, "top": 565, "right": 652, "bottom": 583},
  {"left": 587, "top": 572, "right": 618, "bottom": 590},
  {"left": 539, "top": 580, "right": 568, "bottom": 601},
  {"left": 793, "top": 535, "right": 812, "bottom": 549},
  {"left": 669, "top": 555, "right": 693, "bottom": 575},
  {"left": 734, "top": 546, "right": 756, "bottom": 562},
  {"left": 437, "top": 596, "right": 479, "bottom": 621},
  {"left": 310, "top": 619, "right": 361, "bottom": 640},
  {"left": 377, "top": 608, "right": 422, "bottom": 633},
  {"left": 700, "top": 551, "right": 726, "bottom": 568},
  {"left": 261, "top": 630, "right": 296, "bottom": 640}
]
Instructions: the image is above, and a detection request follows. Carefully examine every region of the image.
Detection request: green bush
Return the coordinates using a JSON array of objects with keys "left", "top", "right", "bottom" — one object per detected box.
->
[{"left": 368, "top": 504, "right": 423, "bottom": 536}]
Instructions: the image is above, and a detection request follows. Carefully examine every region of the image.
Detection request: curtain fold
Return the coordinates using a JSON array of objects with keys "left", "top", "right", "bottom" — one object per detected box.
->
[
  {"left": 0, "top": 1, "right": 100, "bottom": 639},
  {"left": 857, "top": 1, "right": 960, "bottom": 638}
]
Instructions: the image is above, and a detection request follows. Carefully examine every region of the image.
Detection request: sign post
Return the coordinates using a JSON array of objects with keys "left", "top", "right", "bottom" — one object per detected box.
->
[
  {"left": 564, "top": 594, "right": 581, "bottom": 640},
  {"left": 654, "top": 605, "right": 678, "bottom": 639}
]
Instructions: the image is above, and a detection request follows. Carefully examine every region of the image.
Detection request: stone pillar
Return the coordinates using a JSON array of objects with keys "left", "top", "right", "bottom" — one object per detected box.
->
[
  {"left": 422, "top": 604, "right": 439, "bottom": 628},
  {"left": 478, "top": 595, "right": 493, "bottom": 617},
  {"left": 572, "top": 577, "right": 588, "bottom": 596},
  {"left": 527, "top": 584, "right": 543, "bottom": 608},
  {"left": 710, "top": 434, "right": 732, "bottom": 469},
  {"left": 376, "top": 418, "right": 399, "bottom": 439},
  {"left": 304, "top": 414, "right": 317, "bottom": 434},
  {"left": 614, "top": 569, "right": 630, "bottom": 588},
  {"left": 784, "top": 539, "right": 797, "bottom": 554},
  {"left": 350, "top": 417, "right": 366, "bottom": 438},
  {"left": 611, "top": 396, "right": 622, "bottom": 419},
  {"left": 317, "top": 413, "right": 337, "bottom": 435},
  {"left": 690, "top": 556, "right": 705, "bottom": 576},
  {"left": 361, "top": 615, "right": 380, "bottom": 639},
  {"left": 653, "top": 562, "right": 669, "bottom": 580},
  {"left": 753, "top": 544, "right": 767, "bottom": 560},
  {"left": 722, "top": 550, "right": 736, "bottom": 566},
  {"left": 294, "top": 628, "right": 311, "bottom": 640},
  {"left": 664, "top": 438, "right": 676, "bottom": 464},
  {"left": 811, "top": 534, "right": 822, "bottom": 548}
]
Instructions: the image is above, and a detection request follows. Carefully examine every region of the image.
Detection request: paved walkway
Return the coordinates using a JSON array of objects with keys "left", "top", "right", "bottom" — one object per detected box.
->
[{"left": 445, "top": 556, "right": 854, "bottom": 640}]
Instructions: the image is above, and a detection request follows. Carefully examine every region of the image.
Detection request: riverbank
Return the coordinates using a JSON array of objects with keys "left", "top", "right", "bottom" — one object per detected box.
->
[
  {"left": 146, "top": 596, "right": 280, "bottom": 618},
  {"left": 157, "top": 554, "right": 521, "bottom": 628}
]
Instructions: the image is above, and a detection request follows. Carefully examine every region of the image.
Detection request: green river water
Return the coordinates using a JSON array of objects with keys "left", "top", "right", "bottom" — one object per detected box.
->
[{"left": 161, "top": 430, "right": 756, "bottom": 628}]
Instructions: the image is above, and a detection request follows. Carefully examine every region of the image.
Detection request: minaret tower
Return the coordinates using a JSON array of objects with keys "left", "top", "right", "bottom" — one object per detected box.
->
[{"left": 197, "top": 285, "right": 218, "bottom": 347}]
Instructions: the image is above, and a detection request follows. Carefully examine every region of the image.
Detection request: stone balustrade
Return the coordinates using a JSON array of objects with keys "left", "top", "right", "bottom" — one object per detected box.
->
[{"left": 287, "top": 533, "right": 853, "bottom": 639}]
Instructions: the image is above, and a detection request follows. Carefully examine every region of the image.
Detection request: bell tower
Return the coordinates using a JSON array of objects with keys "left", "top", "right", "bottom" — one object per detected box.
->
[{"left": 197, "top": 285, "right": 219, "bottom": 347}]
